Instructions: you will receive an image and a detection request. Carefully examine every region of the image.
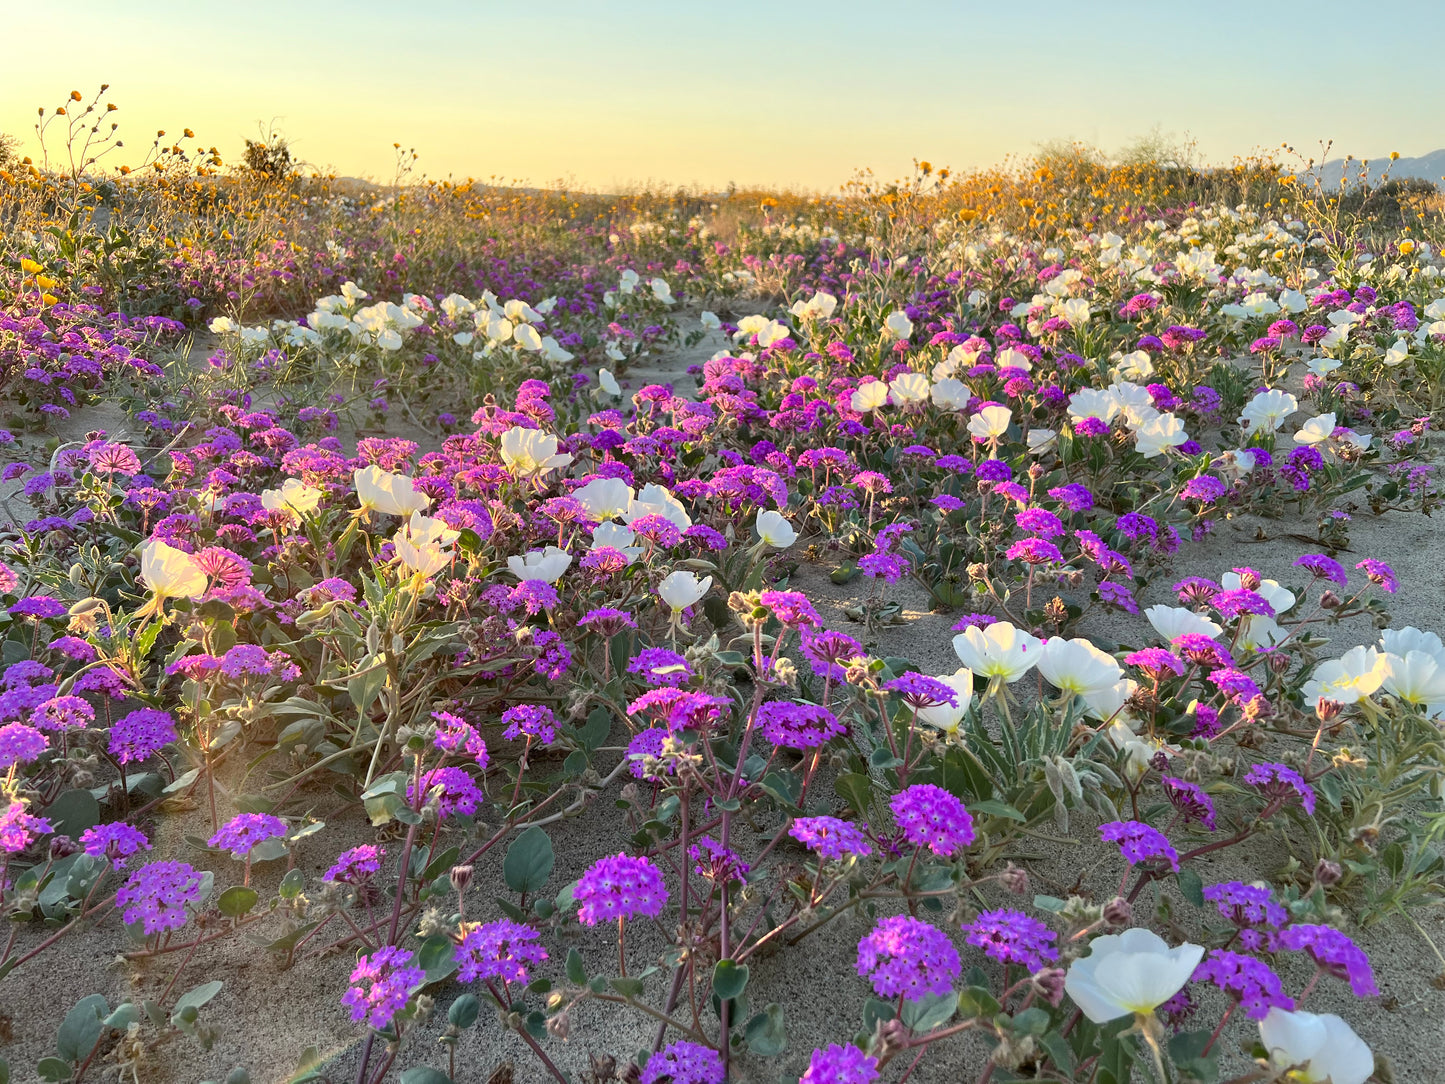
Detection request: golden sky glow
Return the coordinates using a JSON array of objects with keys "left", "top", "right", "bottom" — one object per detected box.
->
[{"left": 6, "top": 0, "right": 1437, "bottom": 191}]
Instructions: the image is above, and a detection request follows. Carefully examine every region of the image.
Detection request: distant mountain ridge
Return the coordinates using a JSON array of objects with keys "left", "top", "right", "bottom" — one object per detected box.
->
[{"left": 1310, "top": 149, "right": 1445, "bottom": 188}]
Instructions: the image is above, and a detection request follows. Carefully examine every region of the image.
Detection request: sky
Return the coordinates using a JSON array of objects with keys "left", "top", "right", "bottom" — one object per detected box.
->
[{"left": 5, "top": 0, "right": 1439, "bottom": 192}]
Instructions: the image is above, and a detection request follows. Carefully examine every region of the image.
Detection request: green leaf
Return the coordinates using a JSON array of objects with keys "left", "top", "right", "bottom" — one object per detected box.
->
[
  {"left": 1032, "top": 894, "right": 1067, "bottom": 913},
  {"left": 399, "top": 1070, "right": 453, "bottom": 1084},
  {"left": 503, "top": 826, "right": 554, "bottom": 895},
  {"left": 610, "top": 976, "right": 645, "bottom": 998},
  {"left": 103, "top": 1003, "right": 140, "bottom": 1029},
  {"left": 448, "top": 994, "right": 480, "bottom": 1030},
  {"left": 1012, "top": 1006, "right": 1050, "bottom": 1036},
  {"left": 218, "top": 886, "right": 259, "bottom": 918},
  {"left": 758, "top": 770, "right": 801, "bottom": 810},
  {"left": 278, "top": 869, "right": 306, "bottom": 899},
  {"left": 970, "top": 799, "right": 1027, "bottom": 822},
  {"left": 565, "top": 947, "right": 587, "bottom": 985},
  {"left": 1038, "top": 1030, "right": 1076, "bottom": 1075},
  {"left": 0, "top": 1055, "right": 8, "bottom": 1084},
  {"left": 36, "top": 1058, "right": 72, "bottom": 1083},
  {"left": 56, "top": 993, "right": 109, "bottom": 1063},
  {"left": 171, "top": 980, "right": 223, "bottom": 1019},
  {"left": 417, "top": 935, "right": 459, "bottom": 985},
  {"left": 829, "top": 562, "right": 861, "bottom": 585},
  {"left": 834, "top": 772, "right": 874, "bottom": 817},
  {"left": 46, "top": 789, "right": 100, "bottom": 839},
  {"left": 712, "top": 959, "right": 749, "bottom": 1001},
  {"left": 1176, "top": 867, "right": 1205, "bottom": 909},
  {"left": 1168, "top": 1030, "right": 1220, "bottom": 1084},
  {"left": 577, "top": 706, "right": 612, "bottom": 751},
  {"left": 956, "top": 986, "right": 1001, "bottom": 1019},
  {"left": 901, "top": 992, "right": 955, "bottom": 1032},
  {"left": 743, "top": 1003, "right": 787, "bottom": 1057},
  {"left": 286, "top": 1048, "right": 324, "bottom": 1084}
]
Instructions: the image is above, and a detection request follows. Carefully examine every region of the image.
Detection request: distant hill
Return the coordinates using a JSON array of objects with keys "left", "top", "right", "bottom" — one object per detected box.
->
[{"left": 1310, "top": 150, "right": 1445, "bottom": 189}]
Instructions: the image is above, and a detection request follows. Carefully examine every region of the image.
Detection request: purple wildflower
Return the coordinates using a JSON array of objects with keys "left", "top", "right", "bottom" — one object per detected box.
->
[
  {"left": 962, "top": 909, "right": 1059, "bottom": 970},
  {"left": 1277, "top": 924, "right": 1379, "bottom": 997},
  {"left": 325, "top": 844, "right": 384, "bottom": 885},
  {"left": 801, "top": 1045, "right": 880, "bottom": 1084},
  {"left": 117, "top": 860, "right": 204, "bottom": 934},
  {"left": 454, "top": 919, "right": 548, "bottom": 985},
  {"left": 1192, "top": 950, "right": 1294, "bottom": 1019},
  {"left": 79, "top": 822, "right": 152, "bottom": 869},
  {"left": 757, "top": 701, "right": 844, "bottom": 749},
  {"left": 1243, "top": 762, "right": 1316, "bottom": 814},
  {"left": 890, "top": 784, "right": 975, "bottom": 857},
  {"left": 640, "top": 1041, "right": 724, "bottom": 1084},
  {"left": 575, "top": 853, "right": 668, "bottom": 925},
  {"left": 790, "top": 816, "right": 873, "bottom": 860},
  {"left": 1099, "top": 820, "right": 1179, "bottom": 871},
  {"left": 501, "top": 704, "right": 557, "bottom": 744},
  {"left": 856, "top": 915, "right": 962, "bottom": 1001},
  {"left": 108, "top": 708, "right": 177, "bottom": 764},
  {"left": 342, "top": 946, "right": 424, "bottom": 1030},
  {"left": 209, "top": 812, "right": 287, "bottom": 858}
]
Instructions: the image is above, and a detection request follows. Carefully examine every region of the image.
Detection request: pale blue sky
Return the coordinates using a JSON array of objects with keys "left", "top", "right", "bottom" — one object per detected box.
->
[{"left": 7, "top": 1, "right": 1436, "bottom": 190}]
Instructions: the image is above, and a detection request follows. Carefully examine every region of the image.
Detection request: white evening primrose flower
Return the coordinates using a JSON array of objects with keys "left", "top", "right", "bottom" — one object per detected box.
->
[
  {"left": 1057, "top": 297, "right": 1091, "bottom": 324},
  {"left": 1383, "top": 339, "right": 1409, "bottom": 366},
  {"left": 598, "top": 368, "right": 622, "bottom": 396},
  {"left": 883, "top": 310, "right": 914, "bottom": 339},
  {"left": 1114, "top": 350, "right": 1154, "bottom": 381},
  {"left": 1133, "top": 412, "right": 1188, "bottom": 458},
  {"left": 354, "top": 465, "right": 431, "bottom": 517},
  {"left": 573, "top": 477, "right": 634, "bottom": 521},
  {"left": 1381, "top": 650, "right": 1445, "bottom": 714},
  {"left": 930, "top": 378, "right": 970, "bottom": 412},
  {"left": 995, "top": 346, "right": 1033, "bottom": 371},
  {"left": 261, "top": 479, "right": 323, "bottom": 524},
  {"left": 789, "top": 291, "right": 838, "bottom": 320},
  {"left": 1067, "top": 387, "right": 1122, "bottom": 425},
  {"left": 605, "top": 343, "right": 626, "bottom": 362},
  {"left": 1221, "top": 571, "right": 1294, "bottom": 617},
  {"left": 1278, "top": 288, "right": 1309, "bottom": 312},
  {"left": 628, "top": 483, "right": 692, "bottom": 530},
  {"left": 1145, "top": 605, "right": 1223, "bottom": 641},
  {"left": 1379, "top": 626, "right": 1445, "bottom": 665},
  {"left": 755, "top": 509, "right": 797, "bottom": 549},
  {"left": 952, "top": 622, "right": 1041, "bottom": 683},
  {"left": 404, "top": 512, "right": 459, "bottom": 550},
  {"left": 139, "top": 539, "right": 208, "bottom": 603},
  {"left": 1305, "top": 355, "right": 1341, "bottom": 377},
  {"left": 967, "top": 404, "right": 1012, "bottom": 442},
  {"left": 1294, "top": 413, "right": 1336, "bottom": 445},
  {"left": 650, "top": 278, "right": 675, "bottom": 304},
  {"left": 1238, "top": 388, "right": 1299, "bottom": 434},
  {"left": 499, "top": 427, "right": 573, "bottom": 479},
  {"left": 591, "top": 522, "right": 641, "bottom": 562},
  {"left": 1064, "top": 929, "right": 1203, "bottom": 1023},
  {"left": 734, "top": 314, "right": 770, "bottom": 340},
  {"left": 512, "top": 323, "right": 543, "bottom": 352},
  {"left": 208, "top": 316, "right": 237, "bottom": 334},
  {"left": 393, "top": 532, "right": 449, "bottom": 578},
  {"left": 850, "top": 381, "right": 890, "bottom": 413},
  {"left": 504, "top": 299, "right": 541, "bottom": 324},
  {"left": 618, "top": 269, "right": 639, "bottom": 294},
  {"left": 507, "top": 546, "right": 572, "bottom": 584},
  {"left": 1026, "top": 428, "right": 1058, "bottom": 455},
  {"left": 1258, "top": 1008, "right": 1373, "bottom": 1084},
  {"left": 915, "top": 668, "right": 974, "bottom": 733},
  {"left": 757, "top": 319, "right": 792, "bottom": 348},
  {"left": 1300, "top": 645, "right": 1389, "bottom": 708},
  {"left": 699, "top": 310, "right": 721, "bottom": 330},
  {"left": 540, "top": 336, "right": 574, "bottom": 363},
  {"left": 888, "top": 372, "right": 930, "bottom": 405},
  {"left": 1038, "top": 637, "right": 1123, "bottom": 699},
  {"left": 1218, "top": 448, "right": 1258, "bottom": 475},
  {"left": 658, "top": 570, "right": 711, "bottom": 613},
  {"left": 340, "top": 281, "right": 369, "bottom": 303}
]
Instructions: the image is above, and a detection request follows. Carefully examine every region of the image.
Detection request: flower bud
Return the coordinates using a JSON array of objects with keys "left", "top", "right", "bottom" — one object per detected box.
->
[
  {"left": 1319, "top": 589, "right": 1342, "bottom": 610},
  {"left": 449, "top": 864, "right": 474, "bottom": 895},
  {"left": 1031, "top": 967, "right": 1067, "bottom": 1006},
  {"left": 50, "top": 834, "right": 78, "bottom": 859},
  {"left": 999, "top": 864, "right": 1029, "bottom": 895},
  {"left": 1102, "top": 896, "right": 1133, "bottom": 927},
  {"left": 1316, "top": 698, "right": 1344, "bottom": 723},
  {"left": 1313, "top": 858, "right": 1343, "bottom": 887}
]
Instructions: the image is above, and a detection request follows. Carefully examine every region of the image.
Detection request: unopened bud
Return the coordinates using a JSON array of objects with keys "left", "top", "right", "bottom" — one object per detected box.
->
[
  {"left": 1269, "top": 651, "right": 1290, "bottom": 673},
  {"left": 1316, "top": 699, "right": 1344, "bottom": 723},
  {"left": 50, "top": 834, "right": 78, "bottom": 859},
  {"left": 999, "top": 864, "right": 1029, "bottom": 895},
  {"left": 449, "top": 864, "right": 474, "bottom": 895},
  {"left": 68, "top": 563, "right": 85, "bottom": 587},
  {"left": 1235, "top": 568, "right": 1262, "bottom": 590},
  {"left": 1031, "top": 967, "right": 1067, "bottom": 1006},
  {"left": 1319, "top": 590, "right": 1342, "bottom": 610},
  {"left": 1313, "top": 858, "right": 1343, "bottom": 887},
  {"left": 1103, "top": 896, "right": 1133, "bottom": 927}
]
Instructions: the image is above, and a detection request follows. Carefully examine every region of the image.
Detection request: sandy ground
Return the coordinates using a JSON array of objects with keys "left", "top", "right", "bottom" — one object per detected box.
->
[{"left": 3, "top": 324, "right": 1444, "bottom": 1082}]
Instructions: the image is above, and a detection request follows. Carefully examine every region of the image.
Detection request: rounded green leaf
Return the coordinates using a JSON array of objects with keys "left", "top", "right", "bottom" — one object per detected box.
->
[
  {"left": 448, "top": 994, "right": 480, "bottom": 1030},
  {"left": 502, "top": 825, "right": 554, "bottom": 895},
  {"left": 711, "top": 959, "right": 749, "bottom": 1001},
  {"left": 218, "top": 886, "right": 259, "bottom": 918}
]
